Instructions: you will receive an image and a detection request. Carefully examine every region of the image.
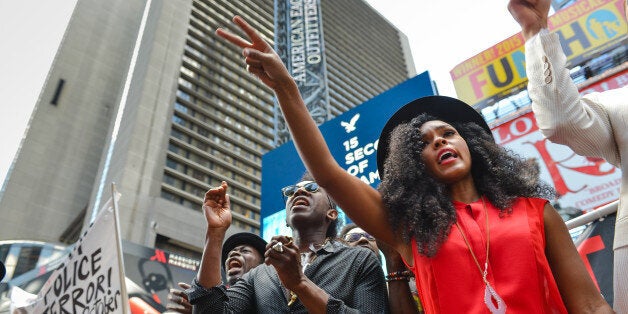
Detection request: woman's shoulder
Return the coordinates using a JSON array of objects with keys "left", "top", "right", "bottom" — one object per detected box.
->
[
  {"left": 482, "top": 196, "right": 548, "bottom": 210},
  {"left": 513, "top": 196, "right": 549, "bottom": 207},
  {"left": 510, "top": 197, "right": 550, "bottom": 219}
]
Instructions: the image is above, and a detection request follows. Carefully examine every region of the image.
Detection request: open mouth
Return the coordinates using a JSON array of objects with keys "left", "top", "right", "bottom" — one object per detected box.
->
[
  {"left": 227, "top": 258, "right": 243, "bottom": 274},
  {"left": 438, "top": 149, "right": 458, "bottom": 164},
  {"left": 291, "top": 196, "right": 310, "bottom": 209}
]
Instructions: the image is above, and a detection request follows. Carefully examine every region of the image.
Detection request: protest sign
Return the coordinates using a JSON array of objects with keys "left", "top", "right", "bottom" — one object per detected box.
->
[{"left": 15, "top": 186, "right": 129, "bottom": 313}]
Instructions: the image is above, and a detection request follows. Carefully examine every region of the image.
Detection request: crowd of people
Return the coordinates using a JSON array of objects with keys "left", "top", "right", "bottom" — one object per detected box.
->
[{"left": 164, "top": 0, "right": 626, "bottom": 312}]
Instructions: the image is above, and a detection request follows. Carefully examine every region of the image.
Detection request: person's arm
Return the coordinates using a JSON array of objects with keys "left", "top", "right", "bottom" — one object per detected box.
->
[
  {"left": 385, "top": 262, "right": 420, "bottom": 314},
  {"left": 197, "top": 181, "right": 231, "bottom": 288},
  {"left": 378, "top": 240, "right": 421, "bottom": 314},
  {"left": 188, "top": 182, "right": 255, "bottom": 313},
  {"left": 543, "top": 203, "right": 613, "bottom": 313},
  {"left": 188, "top": 275, "right": 257, "bottom": 314},
  {"left": 264, "top": 235, "right": 329, "bottom": 314},
  {"left": 215, "top": 16, "right": 410, "bottom": 260},
  {"left": 266, "top": 237, "right": 388, "bottom": 313},
  {"left": 509, "top": 0, "right": 620, "bottom": 166},
  {"left": 526, "top": 31, "right": 620, "bottom": 165}
]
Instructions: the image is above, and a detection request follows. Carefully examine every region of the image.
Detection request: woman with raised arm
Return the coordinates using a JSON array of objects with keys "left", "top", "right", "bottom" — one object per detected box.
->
[{"left": 216, "top": 16, "right": 612, "bottom": 313}]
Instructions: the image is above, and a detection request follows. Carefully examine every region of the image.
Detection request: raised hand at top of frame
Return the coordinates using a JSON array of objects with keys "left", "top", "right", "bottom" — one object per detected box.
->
[{"left": 216, "top": 16, "right": 293, "bottom": 90}]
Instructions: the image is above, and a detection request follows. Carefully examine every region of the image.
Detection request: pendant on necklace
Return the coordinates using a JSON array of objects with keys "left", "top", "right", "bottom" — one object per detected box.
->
[{"left": 484, "top": 283, "right": 507, "bottom": 314}]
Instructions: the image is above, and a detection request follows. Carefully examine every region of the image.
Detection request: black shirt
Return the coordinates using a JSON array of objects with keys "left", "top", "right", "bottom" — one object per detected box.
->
[{"left": 189, "top": 240, "right": 388, "bottom": 313}]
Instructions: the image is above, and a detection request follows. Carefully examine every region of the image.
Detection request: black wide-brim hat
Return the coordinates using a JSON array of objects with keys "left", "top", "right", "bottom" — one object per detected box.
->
[
  {"left": 221, "top": 232, "right": 268, "bottom": 266},
  {"left": 376, "top": 95, "right": 492, "bottom": 180}
]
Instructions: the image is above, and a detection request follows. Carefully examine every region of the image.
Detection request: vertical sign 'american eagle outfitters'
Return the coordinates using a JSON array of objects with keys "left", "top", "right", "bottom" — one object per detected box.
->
[{"left": 274, "top": 0, "right": 331, "bottom": 145}]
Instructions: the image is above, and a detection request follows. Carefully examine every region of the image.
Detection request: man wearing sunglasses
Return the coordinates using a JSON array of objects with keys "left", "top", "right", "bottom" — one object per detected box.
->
[
  {"left": 340, "top": 224, "right": 379, "bottom": 257},
  {"left": 340, "top": 224, "right": 423, "bottom": 314},
  {"left": 187, "top": 174, "right": 388, "bottom": 313}
]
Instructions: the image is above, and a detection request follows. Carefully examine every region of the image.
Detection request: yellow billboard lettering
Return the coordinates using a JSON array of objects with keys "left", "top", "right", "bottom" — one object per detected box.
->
[
  {"left": 549, "top": 0, "right": 613, "bottom": 28},
  {"left": 483, "top": 50, "right": 496, "bottom": 63},
  {"left": 451, "top": 0, "right": 626, "bottom": 107},
  {"left": 495, "top": 35, "right": 524, "bottom": 55},
  {"left": 487, "top": 58, "right": 515, "bottom": 88},
  {"left": 452, "top": 57, "right": 481, "bottom": 79},
  {"left": 512, "top": 50, "right": 527, "bottom": 80},
  {"left": 557, "top": 22, "right": 592, "bottom": 57},
  {"left": 469, "top": 69, "right": 488, "bottom": 99},
  {"left": 450, "top": 46, "right": 500, "bottom": 79},
  {"left": 549, "top": 0, "right": 592, "bottom": 28}
]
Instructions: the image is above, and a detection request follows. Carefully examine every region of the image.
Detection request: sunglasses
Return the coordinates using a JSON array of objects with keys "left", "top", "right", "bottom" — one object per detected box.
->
[
  {"left": 281, "top": 181, "right": 320, "bottom": 198},
  {"left": 282, "top": 181, "right": 335, "bottom": 209},
  {"left": 344, "top": 232, "right": 375, "bottom": 242}
]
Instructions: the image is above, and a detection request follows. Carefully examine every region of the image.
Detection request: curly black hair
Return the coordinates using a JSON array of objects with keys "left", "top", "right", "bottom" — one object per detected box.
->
[{"left": 378, "top": 114, "right": 555, "bottom": 257}]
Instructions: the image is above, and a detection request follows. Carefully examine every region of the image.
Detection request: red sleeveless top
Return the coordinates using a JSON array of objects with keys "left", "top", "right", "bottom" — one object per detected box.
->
[{"left": 406, "top": 197, "right": 567, "bottom": 313}]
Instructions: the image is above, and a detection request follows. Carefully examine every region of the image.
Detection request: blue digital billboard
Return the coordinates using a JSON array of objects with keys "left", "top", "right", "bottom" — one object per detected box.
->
[{"left": 260, "top": 72, "right": 436, "bottom": 240}]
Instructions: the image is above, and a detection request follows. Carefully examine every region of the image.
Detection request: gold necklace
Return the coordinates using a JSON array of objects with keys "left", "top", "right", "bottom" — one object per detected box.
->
[{"left": 454, "top": 197, "right": 507, "bottom": 314}]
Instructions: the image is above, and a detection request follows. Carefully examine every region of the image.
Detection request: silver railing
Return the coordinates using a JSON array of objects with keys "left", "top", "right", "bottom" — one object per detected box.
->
[{"left": 566, "top": 200, "right": 618, "bottom": 229}]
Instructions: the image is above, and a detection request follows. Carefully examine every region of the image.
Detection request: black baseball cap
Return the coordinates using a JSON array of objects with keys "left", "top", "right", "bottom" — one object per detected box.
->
[
  {"left": 221, "top": 232, "right": 267, "bottom": 266},
  {"left": 377, "top": 96, "right": 492, "bottom": 180}
]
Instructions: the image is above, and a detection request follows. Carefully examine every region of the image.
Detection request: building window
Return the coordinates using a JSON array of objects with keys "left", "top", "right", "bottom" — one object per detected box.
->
[
  {"left": 163, "top": 174, "right": 176, "bottom": 185},
  {"left": 176, "top": 90, "right": 191, "bottom": 101},
  {"left": 161, "top": 190, "right": 183, "bottom": 204},
  {"left": 168, "top": 143, "right": 180, "bottom": 154},
  {"left": 172, "top": 115, "right": 185, "bottom": 126},
  {"left": 174, "top": 102, "right": 188, "bottom": 114}
]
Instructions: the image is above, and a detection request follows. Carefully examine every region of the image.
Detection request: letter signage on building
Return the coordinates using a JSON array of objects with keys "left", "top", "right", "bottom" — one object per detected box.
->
[
  {"left": 274, "top": 0, "right": 331, "bottom": 145},
  {"left": 451, "top": 0, "right": 627, "bottom": 109}
]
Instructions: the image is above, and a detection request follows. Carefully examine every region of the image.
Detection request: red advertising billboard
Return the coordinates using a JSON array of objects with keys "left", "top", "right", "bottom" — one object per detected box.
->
[{"left": 492, "top": 110, "right": 622, "bottom": 210}]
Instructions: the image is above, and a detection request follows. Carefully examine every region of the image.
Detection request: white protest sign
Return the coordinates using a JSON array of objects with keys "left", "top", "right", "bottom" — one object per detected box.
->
[{"left": 17, "top": 188, "right": 129, "bottom": 314}]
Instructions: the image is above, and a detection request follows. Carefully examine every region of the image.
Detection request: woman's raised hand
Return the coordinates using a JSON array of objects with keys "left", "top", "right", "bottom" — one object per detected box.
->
[{"left": 216, "top": 16, "right": 292, "bottom": 90}]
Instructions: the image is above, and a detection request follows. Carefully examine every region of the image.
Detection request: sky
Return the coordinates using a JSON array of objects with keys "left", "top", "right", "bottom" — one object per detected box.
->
[
  {"left": 0, "top": 0, "right": 524, "bottom": 186},
  {"left": 365, "top": 0, "right": 524, "bottom": 96},
  {"left": 0, "top": 1, "right": 77, "bottom": 186}
]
